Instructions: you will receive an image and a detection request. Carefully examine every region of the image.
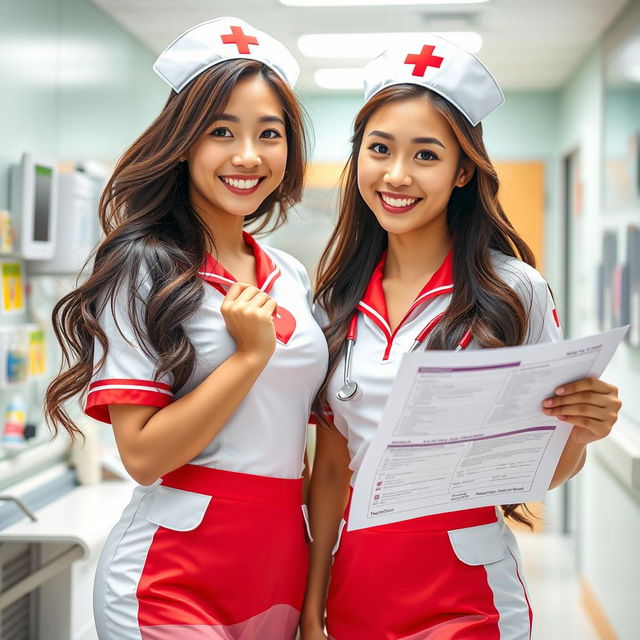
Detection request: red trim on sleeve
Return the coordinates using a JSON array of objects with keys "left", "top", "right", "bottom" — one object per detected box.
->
[
  {"left": 85, "top": 380, "right": 173, "bottom": 424},
  {"left": 552, "top": 308, "right": 561, "bottom": 328},
  {"left": 88, "top": 378, "right": 172, "bottom": 392}
]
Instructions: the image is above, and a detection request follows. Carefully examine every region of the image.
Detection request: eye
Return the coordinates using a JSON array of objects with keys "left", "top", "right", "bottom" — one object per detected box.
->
[
  {"left": 260, "top": 129, "right": 282, "bottom": 139},
  {"left": 369, "top": 142, "right": 389, "bottom": 155},
  {"left": 415, "top": 149, "right": 438, "bottom": 161},
  {"left": 209, "top": 127, "right": 232, "bottom": 137}
]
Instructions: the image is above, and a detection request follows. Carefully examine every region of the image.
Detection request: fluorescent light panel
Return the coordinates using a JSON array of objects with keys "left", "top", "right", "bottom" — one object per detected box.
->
[
  {"left": 282, "top": 0, "right": 488, "bottom": 6},
  {"left": 299, "top": 32, "right": 482, "bottom": 58},
  {"left": 314, "top": 68, "right": 364, "bottom": 89}
]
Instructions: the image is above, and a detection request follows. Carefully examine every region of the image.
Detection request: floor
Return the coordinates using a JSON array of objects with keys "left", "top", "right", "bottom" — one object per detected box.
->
[{"left": 515, "top": 531, "right": 599, "bottom": 640}]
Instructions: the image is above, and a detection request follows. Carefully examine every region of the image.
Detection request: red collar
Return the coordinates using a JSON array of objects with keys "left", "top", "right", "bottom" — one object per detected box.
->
[
  {"left": 357, "top": 247, "right": 454, "bottom": 340},
  {"left": 198, "top": 231, "right": 281, "bottom": 295}
]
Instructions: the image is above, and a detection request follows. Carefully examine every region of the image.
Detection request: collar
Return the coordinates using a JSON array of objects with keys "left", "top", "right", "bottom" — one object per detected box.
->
[
  {"left": 198, "top": 231, "right": 281, "bottom": 295},
  {"left": 357, "top": 247, "right": 454, "bottom": 340}
]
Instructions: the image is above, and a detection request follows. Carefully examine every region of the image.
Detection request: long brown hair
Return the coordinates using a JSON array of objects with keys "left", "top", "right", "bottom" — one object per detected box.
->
[
  {"left": 45, "top": 59, "right": 307, "bottom": 440},
  {"left": 313, "top": 84, "right": 536, "bottom": 526}
]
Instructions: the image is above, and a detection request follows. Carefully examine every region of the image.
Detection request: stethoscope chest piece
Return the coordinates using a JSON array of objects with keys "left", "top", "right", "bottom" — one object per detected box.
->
[{"left": 336, "top": 379, "right": 359, "bottom": 402}]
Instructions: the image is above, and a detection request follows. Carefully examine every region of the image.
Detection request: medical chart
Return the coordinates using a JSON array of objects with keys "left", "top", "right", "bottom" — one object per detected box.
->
[{"left": 348, "top": 327, "right": 628, "bottom": 531}]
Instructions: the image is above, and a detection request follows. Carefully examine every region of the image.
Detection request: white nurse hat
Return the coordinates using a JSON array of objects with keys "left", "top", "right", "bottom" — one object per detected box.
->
[
  {"left": 363, "top": 35, "right": 504, "bottom": 126},
  {"left": 153, "top": 17, "right": 300, "bottom": 93}
]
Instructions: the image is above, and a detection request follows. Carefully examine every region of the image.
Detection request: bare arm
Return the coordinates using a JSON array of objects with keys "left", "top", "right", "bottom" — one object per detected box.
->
[
  {"left": 301, "top": 424, "right": 352, "bottom": 638},
  {"left": 109, "top": 283, "right": 277, "bottom": 485},
  {"left": 548, "top": 439, "right": 587, "bottom": 490},
  {"left": 302, "top": 449, "right": 311, "bottom": 504}
]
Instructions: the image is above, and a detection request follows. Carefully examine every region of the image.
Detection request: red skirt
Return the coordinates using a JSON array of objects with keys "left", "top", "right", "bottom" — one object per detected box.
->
[
  {"left": 95, "top": 465, "right": 310, "bottom": 639},
  {"left": 325, "top": 501, "right": 532, "bottom": 640}
]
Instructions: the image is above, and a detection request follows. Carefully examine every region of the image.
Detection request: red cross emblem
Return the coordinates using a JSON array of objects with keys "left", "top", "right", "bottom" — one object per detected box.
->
[
  {"left": 404, "top": 44, "right": 444, "bottom": 77},
  {"left": 220, "top": 25, "right": 259, "bottom": 54}
]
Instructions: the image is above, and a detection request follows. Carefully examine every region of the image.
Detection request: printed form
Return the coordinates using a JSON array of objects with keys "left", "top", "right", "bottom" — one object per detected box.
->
[{"left": 348, "top": 327, "right": 627, "bottom": 531}]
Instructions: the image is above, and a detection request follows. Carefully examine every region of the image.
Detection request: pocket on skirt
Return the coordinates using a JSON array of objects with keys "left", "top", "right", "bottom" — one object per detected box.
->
[
  {"left": 144, "top": 485, "right": 211, "bottom": 532},
  {"left": 301, "top": 504, "right": 314, "bottom": 542},
  {"left": 447, "top": 521, "right": 507, "bottom": 566},
  {"left": 331, "top": 518, "right": 347, "bottom": 556}
]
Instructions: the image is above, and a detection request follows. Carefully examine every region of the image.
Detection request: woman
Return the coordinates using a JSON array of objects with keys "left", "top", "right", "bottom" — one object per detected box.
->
[
  {"left": 302, "top": 36, "right": 621, "bottom": 639},
  {"left": 45, "top": 18, "right": 327, "bottom": 640}
]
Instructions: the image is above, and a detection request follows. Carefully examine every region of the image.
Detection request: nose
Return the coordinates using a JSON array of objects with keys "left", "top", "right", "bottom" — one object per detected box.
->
[
  {"left": 383, "top": 159, "right": 412, "bottom": 188},
  {"left": 232, "top": 139, "right": 262, "bottom": 169}
]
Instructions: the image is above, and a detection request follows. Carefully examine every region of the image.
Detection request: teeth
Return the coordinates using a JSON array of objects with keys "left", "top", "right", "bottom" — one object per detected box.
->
[
  {"left": 380, "top": 193, "right": 418, "bottom": 208},
  {"left": 222, "top": 177, "right": 260, "bottom": 189}
]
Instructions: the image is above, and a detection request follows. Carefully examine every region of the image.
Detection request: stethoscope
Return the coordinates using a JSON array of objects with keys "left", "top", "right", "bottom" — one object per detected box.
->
[{"left": 336, "top": 311, "right": 473, "bottom": 401}]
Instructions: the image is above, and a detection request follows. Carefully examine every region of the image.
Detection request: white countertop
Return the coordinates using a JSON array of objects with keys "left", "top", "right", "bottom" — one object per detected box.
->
[{"left": 0, "top": 480, "right": 135, "bottom": 557}]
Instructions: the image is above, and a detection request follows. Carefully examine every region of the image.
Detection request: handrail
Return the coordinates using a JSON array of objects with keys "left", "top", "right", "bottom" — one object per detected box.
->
[{"left": 0, "top": 495, "right": 37, "bottom": 522}]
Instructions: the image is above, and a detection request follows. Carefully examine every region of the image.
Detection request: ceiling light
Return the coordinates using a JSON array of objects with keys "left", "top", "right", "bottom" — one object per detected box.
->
[
  {"left": 314, "top": 68, "right": 364, "bottom": 89},
  {"left": 282, "top": 0, "right": 488, "bottom": 6},
  {"left": 298, "top": 32, "right": 482, "bottom": 58}
]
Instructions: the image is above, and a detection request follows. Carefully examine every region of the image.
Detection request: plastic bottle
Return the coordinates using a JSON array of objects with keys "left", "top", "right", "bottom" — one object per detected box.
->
[{"left": 2, "top": 392, "right": 27, "bottom": 449}]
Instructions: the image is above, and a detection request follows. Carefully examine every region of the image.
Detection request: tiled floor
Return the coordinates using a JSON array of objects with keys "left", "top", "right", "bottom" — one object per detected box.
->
[{"left": 515, "top": 531, "right": 600, "bottom": 640}]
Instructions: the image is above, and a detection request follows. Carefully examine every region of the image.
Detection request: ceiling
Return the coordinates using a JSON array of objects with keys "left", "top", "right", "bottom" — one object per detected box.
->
[{"left": 91, "top": 0, "right": 630, "bottom": 92}]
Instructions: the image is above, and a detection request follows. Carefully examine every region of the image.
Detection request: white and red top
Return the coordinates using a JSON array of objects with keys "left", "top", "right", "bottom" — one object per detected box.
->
[
  {"left": 86, "top": 232, "right": 328, "bottom": 479},
  {"left": 324, "top": 248, "right": 563, "bottom": 485}
]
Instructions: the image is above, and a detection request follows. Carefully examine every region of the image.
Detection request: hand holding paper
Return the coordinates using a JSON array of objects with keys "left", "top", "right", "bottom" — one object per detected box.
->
[{"left": 348, "top": 327, "right": 628, "bottom": 531}]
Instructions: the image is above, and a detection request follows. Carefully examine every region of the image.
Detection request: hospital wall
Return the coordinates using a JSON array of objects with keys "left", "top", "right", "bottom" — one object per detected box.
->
[
  {"left": 0, "top": 0, "right": 168, "bottom": 211},
  {"left": 559, "top": 3, "right": 640, "bottom": 638},
  {"left": 1, "top": 0, "right": 639, "bottom": 636}
]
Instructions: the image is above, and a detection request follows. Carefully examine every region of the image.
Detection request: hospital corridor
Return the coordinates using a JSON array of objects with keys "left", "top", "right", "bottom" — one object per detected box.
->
[{"left": 0, "top": 0, "right": 639, "bottom": 639}]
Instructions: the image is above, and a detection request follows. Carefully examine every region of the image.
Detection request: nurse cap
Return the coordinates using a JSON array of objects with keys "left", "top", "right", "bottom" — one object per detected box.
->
[
  {"left": 363, "top": 35, "right": 504, "bottom": 126},
  {"left": 153, "top": 17, "right": 300, "bottom": 93}
]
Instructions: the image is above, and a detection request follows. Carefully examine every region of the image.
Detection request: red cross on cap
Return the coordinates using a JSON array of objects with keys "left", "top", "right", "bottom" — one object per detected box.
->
[
  {"left": 404, "top": 44, "right": 444, "bottom": 77},
  {"left": 220, "top": 25, "right": 259, "bottom": 54}
]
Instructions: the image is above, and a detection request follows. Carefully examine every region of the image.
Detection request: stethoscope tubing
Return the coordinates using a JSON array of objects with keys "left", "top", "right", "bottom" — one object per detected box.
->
[{"left": 336, "top": 311, "right": 472, "bottom": 401}]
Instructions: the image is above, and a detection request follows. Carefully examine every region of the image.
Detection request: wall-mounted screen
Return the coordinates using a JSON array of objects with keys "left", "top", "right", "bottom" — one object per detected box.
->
[
  {"left": 33, "top": 165, "right": 53, "bottom": 243},
  {"left": 10, "top": 153, "right": 58, "bottom": 260}
]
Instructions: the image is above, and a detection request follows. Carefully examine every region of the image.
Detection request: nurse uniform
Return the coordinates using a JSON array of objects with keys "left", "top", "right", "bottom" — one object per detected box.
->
[
  {"left": 88, "top": 18, "right": 328, "bottom": 640},
  {"left": 322, "top": 36, "right": 562, "bottom": 640}
]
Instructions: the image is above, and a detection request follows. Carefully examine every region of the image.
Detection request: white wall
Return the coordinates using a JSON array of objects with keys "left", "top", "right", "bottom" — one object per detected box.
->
[{"left": 557, "top": 2, "right": 640, "bottom": 637}]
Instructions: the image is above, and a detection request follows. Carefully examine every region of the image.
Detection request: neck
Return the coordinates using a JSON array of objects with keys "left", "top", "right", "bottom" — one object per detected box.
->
[
  {"left": 385, "top": 216, "right": 452, "bottom": 281},
  {"left": 206, "top": 215, "right": 248, "bottom": 263},
  {"left": 190, "top": 191, "right": 249, "bottom": 263}
]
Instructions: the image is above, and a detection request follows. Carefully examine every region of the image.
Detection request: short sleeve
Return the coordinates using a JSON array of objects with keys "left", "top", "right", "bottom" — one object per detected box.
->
[
  {"left": 491, "top": 252, "right": 563, "bottom": 346},
  {"left": 85, "top": 267, "right": 174, "bottom": 424},
  {"left": 522, "top": 274, "right": 563, "bottom": 345}
]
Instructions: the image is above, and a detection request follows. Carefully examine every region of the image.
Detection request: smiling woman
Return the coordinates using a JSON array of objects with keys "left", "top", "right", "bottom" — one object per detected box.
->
[
  {"left": 358, "top": 98, "right": 473, "bottom": 231},
  {"left": 43, "top": 17, "right": 328, "bottom": 640},
  {"left": 302, "top": 35, "right": 622, "bottom": 640},
  {"left": 184, "top": 75, "right": 289, "bottom": 234}
]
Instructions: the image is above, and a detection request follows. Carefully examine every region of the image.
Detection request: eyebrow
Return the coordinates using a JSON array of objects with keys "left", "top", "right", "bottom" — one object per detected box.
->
[
  {"left": 368, "top": 130, "right": 445, "bottom": 148},
  {"left": 213, "top": 113, "right": 285, "bottom": 126}
]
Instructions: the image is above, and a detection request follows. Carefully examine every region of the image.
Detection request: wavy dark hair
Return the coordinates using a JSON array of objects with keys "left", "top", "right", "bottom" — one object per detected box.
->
[
  {"left": 45, "top": 59, "right": 307, "bottom": 441},
  {"left": 313, "top": 84, "right": 537, "bottom": 526}
]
